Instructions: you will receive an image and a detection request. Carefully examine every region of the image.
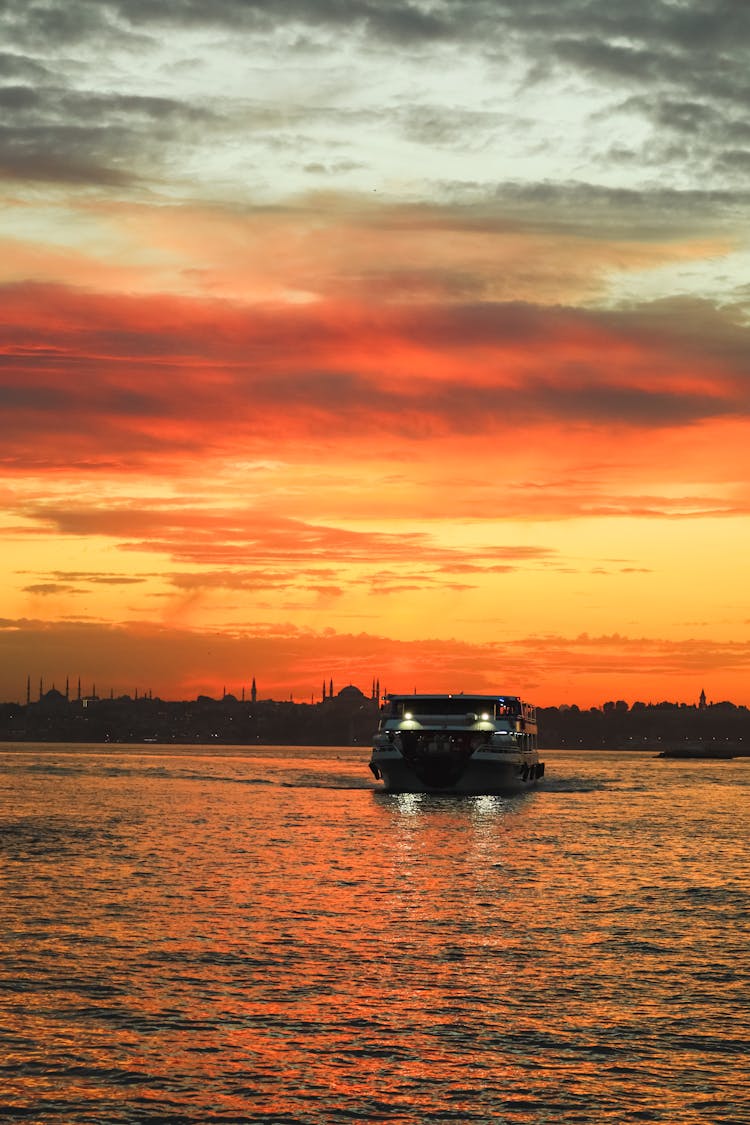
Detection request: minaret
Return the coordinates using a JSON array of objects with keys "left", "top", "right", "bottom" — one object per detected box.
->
[
  {"left": 39, "top": 677, "right": 43, "bottom": 701},
  {"left": 26, "top": 675, "right": 30, "bottom": 705},
  {"left": 329, "top": 677, "right": 334, "bottom": 699},
  {"left": 251, "top": 677, "right": 257, "bottom": 704},
  {"left": 322, "top": 680, "right": 326, "bottom": 701},
  {"left": 65, "top": 676, "right": 69, "bottom": 701},
  {"left": 699, "top": 688, "right": 707, "bottom": 711},
  {"left": 77, "top": 677, "right": 81, "bottom": 702}
]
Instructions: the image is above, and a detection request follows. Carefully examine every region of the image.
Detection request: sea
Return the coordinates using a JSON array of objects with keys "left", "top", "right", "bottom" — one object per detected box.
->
[{"left": 1, "top": 745, "right": 748, "bottom": 1125}]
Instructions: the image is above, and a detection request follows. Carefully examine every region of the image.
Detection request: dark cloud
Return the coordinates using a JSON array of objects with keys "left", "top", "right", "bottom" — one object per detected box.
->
[
  {"left": 0, "top": 83, "right": 217, "bottom": 186},
  {"left": 527, "top": 378, "right": 729, "bottom": 428},
  {"left": 0, "top": 283, "right": 748, "bottom": 469},
  {"left": 46, "top": 571, "right": 147, "bottom": 585},
  {"left": 1, "top": 0, "right": 744, "bottom": 54},
  {"left": 551, "top": 37, "right": 669, "bottom": 83},
  {"left": 22, "top": 582, "right": 81, "bottom": 595},
  {"left": 419, "top": 182, "right": 750, "bottom": 241},
  {"left": 0, "top": 130, "right": 137, "bottom": 186},
  {"left": 0, "top": 51, "right": 54, "bottom": 82},
  {"left": 0, "top": 1, "right": 747, "bottom": 200},
  {"left": 716, "top": 149, "right": 750, "bottom": 173},
  {"left": 607, "top": 94, "right": 750, "bottom": 184},
  {"left": 399, "top": 106, "right": 507, "bottom": 148},
  {"left": 624, "top": 96, "right": 721, "bottom": 136}
]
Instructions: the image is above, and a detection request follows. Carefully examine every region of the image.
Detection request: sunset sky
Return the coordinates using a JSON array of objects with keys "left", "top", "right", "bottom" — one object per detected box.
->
[{"left": 2, "top": 1, "right": 749, "bottom": 708}]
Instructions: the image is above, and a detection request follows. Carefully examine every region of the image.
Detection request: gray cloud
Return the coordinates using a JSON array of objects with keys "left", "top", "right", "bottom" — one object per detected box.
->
[
  {"left": 551, "top": 37, "right": 670, "bottom": 83},
  {"left": 0, "top": 52, "right": 54, "bottom": 82},
  {"left": 0, "top": 1, "right": 742, "bottom": 53},
  {"left": 0, "top": 0, "right": 747, "bottom": 204},
  {"left": 0, "top": 81, "right": 218, "bottom": 186},
  {"left": 398, "top": 105, "right": 508, "bottom": 148},
  {"left": 432, "top": 180, "right": 750, "bottom": 241}
]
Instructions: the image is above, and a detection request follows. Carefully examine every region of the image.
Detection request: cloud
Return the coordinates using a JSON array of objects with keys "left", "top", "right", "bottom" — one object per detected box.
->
[
  {"left": 24, "top": 571, "right": 147, "bottom": 586},
  {"left": 1, "top": 0, "right": 748, "bottom": 206},
  {"left": 0, "top": 82, "right": 218, "bottom": 186},
  {"left": 4, "top": 280, "right": 750, "bottom": 469},
  {"left": 22, "top": 582, "right": 81, "bottom": 596},
  {"left": 16, "top": 502, "right": 556, "bottom": 573},
  {"left": 476, "top": 181, "right": 750, "bottom": 240},
  {"left": 0, "top": 51, "right": 55, "bottom": 83},
  {"left": 2, "top": 1, "right": 745, "bottom": 57},
  {"left": 0, "top": 2, "right": 453, "bottom": 50},
  {"left": 166, "top": 568, "right": 339, "bottom": 592}
]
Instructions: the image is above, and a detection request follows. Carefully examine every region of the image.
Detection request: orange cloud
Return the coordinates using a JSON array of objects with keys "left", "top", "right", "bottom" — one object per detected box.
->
[
  {"left": 15, "top": 502, "right": 556, "bottom": 577},
  {"left": 1, "top": 282, "right": 747, "bottom": 478}
]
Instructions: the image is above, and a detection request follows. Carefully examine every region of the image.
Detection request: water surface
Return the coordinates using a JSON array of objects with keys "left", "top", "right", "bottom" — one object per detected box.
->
[{"left": 1, "top": 746, "right": 748, "bottom": 1123}]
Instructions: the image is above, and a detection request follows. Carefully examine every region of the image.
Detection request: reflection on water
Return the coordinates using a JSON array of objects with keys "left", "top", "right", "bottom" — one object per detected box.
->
[{"left": 1, "top": 746, "right": 748, "bottom": 1123}]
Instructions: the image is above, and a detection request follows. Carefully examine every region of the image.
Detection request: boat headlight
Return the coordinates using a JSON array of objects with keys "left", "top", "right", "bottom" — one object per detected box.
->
[
  {"left": 480, "top": 712, "right": 490, "bottom": 721},
  {"left": 404, "top": 711, "right": 413, "bottom": 720}
]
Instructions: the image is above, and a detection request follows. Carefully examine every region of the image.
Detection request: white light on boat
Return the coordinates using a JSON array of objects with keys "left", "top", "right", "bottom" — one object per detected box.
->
[
  {"left": 480, "top": 712, "right": 490, "bottom": 720},
  {"left": 404, "top": 711, "right": 413, "bottom": 719}
]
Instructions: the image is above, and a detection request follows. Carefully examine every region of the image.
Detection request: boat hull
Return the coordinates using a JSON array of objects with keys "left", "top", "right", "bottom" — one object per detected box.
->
[{"left": 369, "top": 750, "right": 544, "bottom": 795}]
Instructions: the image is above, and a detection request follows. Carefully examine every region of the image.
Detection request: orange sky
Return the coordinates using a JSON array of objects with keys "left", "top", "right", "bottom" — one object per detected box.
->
[{"left": 1, "top": 2, "right": 749, "bottom": 707}]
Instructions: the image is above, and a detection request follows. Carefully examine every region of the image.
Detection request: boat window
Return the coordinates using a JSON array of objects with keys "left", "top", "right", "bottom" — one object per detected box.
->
[
  {"left": 384, "top": 697, "right": 529, "bottom": 719},
  {"left": 390, "top": 698, "right": 499, "bottom": 718}
]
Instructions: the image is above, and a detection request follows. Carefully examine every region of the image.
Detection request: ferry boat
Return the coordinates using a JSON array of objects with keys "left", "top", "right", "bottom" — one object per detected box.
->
[{"left": 369, "top": 693, "right": 544, "bottom": 794}]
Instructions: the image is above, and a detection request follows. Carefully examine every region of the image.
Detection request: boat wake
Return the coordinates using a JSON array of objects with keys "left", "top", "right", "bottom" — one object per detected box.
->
[{"left": 534, "top": 777, "right": 606, "bottom": 793}]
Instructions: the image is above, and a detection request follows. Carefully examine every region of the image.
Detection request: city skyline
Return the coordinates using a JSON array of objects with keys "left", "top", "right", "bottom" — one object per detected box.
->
[
  {"left": 2, "top": 674, "right": 728, "bottom": 714},
  {"left": 2, "top": 2, "right": 750, "bottom": 707},
  {"left": 11, "top": 674, "right": 377, "bottom": 706}
]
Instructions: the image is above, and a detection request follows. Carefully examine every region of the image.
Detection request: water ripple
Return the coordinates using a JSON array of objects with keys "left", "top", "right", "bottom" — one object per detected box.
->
[{"left": 1, "top": 746, "right": 749, "bottom": 1123}]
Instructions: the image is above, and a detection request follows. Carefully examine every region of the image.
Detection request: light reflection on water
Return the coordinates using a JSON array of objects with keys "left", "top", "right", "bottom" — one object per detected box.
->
[{"left": 0, "top": 746, "right": 748, "bottom": 1123}]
